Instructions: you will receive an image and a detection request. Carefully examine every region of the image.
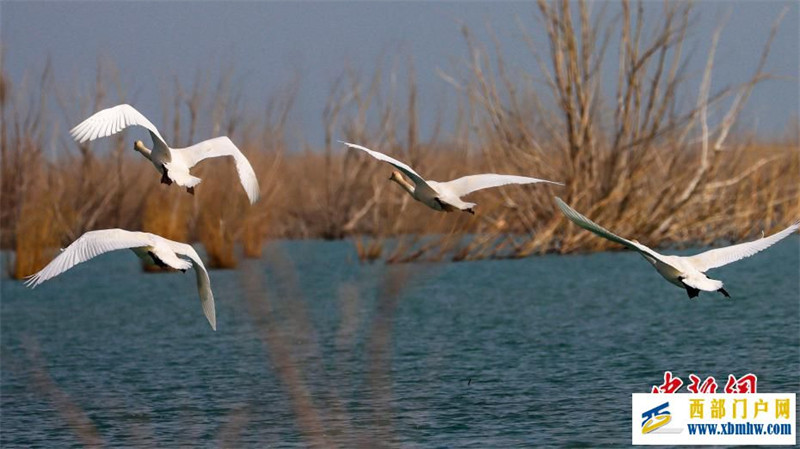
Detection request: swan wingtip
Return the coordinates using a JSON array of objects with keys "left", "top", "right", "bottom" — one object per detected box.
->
[{"left": 23, "top": 274, "right": 39, "bottom": 289}]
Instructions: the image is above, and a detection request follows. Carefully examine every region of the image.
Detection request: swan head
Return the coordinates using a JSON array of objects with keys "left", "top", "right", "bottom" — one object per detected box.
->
[
  {"left": 133, "top": 140, "right": 151, "bottom": 157},
  {"left": 388, "top": 170, "right": 415, "bottom": 195},
  {"left": 388, "top": 170, "right": 405, "bottom": 183}
]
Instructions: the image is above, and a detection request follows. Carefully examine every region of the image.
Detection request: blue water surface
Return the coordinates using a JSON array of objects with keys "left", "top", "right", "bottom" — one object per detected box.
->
[{"left": 2, "top": 237, "right": 798, "bottom": 447}]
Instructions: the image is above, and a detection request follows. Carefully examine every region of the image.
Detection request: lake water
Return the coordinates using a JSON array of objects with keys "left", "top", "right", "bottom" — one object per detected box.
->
[{"left": 2, "top": 237, "right": 798, "bottom": 447}]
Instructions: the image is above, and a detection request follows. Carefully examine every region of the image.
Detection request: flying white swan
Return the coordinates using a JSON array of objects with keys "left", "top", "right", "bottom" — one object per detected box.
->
[
  {"left": 70, "top": 104, "right": 260, "bottom": 204},
  {"left": 342, "top": 141, "right": 563, "bottom": 214},
  {"left": 555, "top": 197, "right": 799, "bottom": 298},
  {"left": 25, "top": 229, "right": 217, "bottom": 330}
]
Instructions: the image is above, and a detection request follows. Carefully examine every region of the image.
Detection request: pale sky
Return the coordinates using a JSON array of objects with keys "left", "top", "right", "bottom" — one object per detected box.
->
[{"left": 2, "top": 1, "right": 798, "bottom": 149}]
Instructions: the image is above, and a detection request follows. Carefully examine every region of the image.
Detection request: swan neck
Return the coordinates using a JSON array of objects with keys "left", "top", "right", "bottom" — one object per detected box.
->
[
  {"left": 134, "top": 141, "right": 152, "bottom": 159},
  {"left": 391, "top": 176, "right": 415, "bottom": 195}
]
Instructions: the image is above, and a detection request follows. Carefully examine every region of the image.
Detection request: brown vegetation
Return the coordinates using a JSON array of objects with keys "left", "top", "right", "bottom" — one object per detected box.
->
[
  {"left": 2, "top": 1, "right": 798, "bottom": 277},
  {"left": 351, "top": 1, "right": 799, "bottom": 262}
]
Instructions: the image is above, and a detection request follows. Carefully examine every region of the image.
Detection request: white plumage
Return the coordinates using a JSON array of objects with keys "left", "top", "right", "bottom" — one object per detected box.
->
[
  {"left": 342, "top": 141, "right": 562, "bottom": 214},
  {"left": 71, "top": 103, "right": 165, "bottom": 144},
  {"left": 555, "top": 197, "right": 799, "bottom": 298},
  {"left": 71, "top": 104, "right": 260, "bottom": 204},
  {"left": 25, "top": 229, "right": 217, "bottom": 330}
]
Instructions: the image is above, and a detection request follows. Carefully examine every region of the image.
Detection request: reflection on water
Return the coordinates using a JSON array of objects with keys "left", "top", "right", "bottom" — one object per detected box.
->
[{"left": 1, "top": 237, "right": 798, "bottom": 447}]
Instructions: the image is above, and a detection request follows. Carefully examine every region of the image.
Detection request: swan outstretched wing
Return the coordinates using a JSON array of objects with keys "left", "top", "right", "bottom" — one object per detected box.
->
[
  {"left": 555, "top": 197, "right": 663, "bottom": 260},
  {"left": 173, "top": 136, "right": 260, "bottom": 204},
  {"left": 70, "top": 104, "right": 167, "bottom": 146},
  {"left": 24, "top": 229, "right": 155, "bottom": 288},
  {"left": 441, "top": 174, "right": 563, "bottom": 197},
  {"left": 162, "top": 239, "right": 217, "bottom": 331},
  {"left": 340, "top": 141, "right": 429, "bottom": 186},
  {"left": 686, "top": 220, "right": 800, "bottom": 272}
]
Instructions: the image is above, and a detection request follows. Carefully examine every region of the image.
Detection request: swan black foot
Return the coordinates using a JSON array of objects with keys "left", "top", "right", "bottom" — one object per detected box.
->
[
  {"left": 685, "top": 286, "right": 700, "bottom": 299},
  {"left": 433, "top": 197, "right": 456, "bottom": 212},
  {"left": 187, "top": 186, "right": 195, "bottom": 195},
  {"left": 717, "top": 287, "right": 730, "bottom": 298},
  {"left": 160, "top": 166, "right": 173, "bottom": 185},
  {"left": 465, "top": 208, "right": 475, "bottom": 215}
]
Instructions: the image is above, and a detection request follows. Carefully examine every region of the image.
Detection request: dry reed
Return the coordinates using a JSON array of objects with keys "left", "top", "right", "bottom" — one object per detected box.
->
[{"left": 1, "top": 1, "right": 797, "bottom": 275}]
